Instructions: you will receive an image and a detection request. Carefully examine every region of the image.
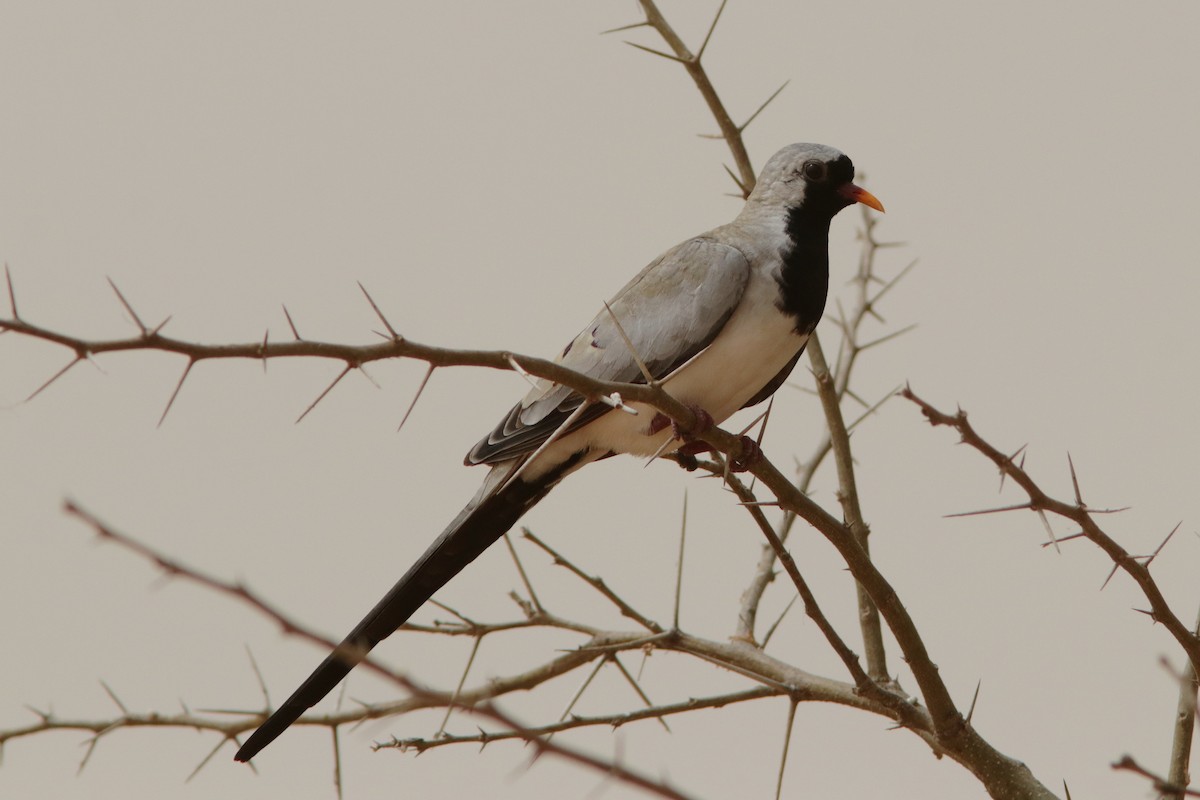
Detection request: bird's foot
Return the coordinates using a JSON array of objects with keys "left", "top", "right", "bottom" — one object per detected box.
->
[
  {"left": 730, "top": 436, "right": 762, "bottom": 473},
  {"left": 648, "top": 405, "right": 714, "bottom": 439},
  {"left": 663, "top": 436, "right": 761, "bottom": 473}
]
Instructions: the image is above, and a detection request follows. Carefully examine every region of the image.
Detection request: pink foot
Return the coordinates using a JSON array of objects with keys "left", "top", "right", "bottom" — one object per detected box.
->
[
  {"left": 648, "top": 405, "right": 715, "bottom": 440},
  {"left": 730, "top": 436, "right": 762, "bottom": 473}
]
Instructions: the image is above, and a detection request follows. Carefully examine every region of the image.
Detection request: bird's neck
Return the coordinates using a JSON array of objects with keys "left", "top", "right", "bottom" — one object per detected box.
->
[{"left": 775, "top": 206, "right": 832, "bottom": 335}]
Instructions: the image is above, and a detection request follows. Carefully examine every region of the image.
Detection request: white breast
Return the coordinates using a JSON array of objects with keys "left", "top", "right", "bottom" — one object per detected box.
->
[{"left": 521, "top": 267, "right": 805, "bottom": 478}]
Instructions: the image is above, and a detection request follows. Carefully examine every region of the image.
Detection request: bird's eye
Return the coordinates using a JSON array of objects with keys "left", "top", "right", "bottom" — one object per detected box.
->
[{"left": 802, "top": 160, "right": 827, "bottom": 182}]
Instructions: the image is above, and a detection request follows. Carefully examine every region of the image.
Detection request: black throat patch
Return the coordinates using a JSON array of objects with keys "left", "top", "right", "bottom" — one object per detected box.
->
[
  {"left": 777, "top": 208, "right": 832, "bottom": 335},
  {"left": 775, "top": 155, "right": 856, "bottom": 335}
]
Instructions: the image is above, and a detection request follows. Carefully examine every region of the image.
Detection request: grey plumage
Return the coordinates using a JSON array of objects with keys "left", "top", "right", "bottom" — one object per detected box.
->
[{"left": 234, "top": 142, "right": 882, "bottom": 762}]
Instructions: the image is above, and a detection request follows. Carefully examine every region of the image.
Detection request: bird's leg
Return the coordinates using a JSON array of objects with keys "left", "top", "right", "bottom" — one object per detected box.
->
[
  {"left": 729, "top": 437, "right": 762, "bottom": 473},
  {"left": 648, "top": 405, "right": 714, "bottom": 440},
  {"left": 649, "top": 406, "right": 761, "bottom": 474}
]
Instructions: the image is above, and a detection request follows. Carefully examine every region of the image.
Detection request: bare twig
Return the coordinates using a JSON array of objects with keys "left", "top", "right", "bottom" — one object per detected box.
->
[
  {"left": 903, "top": 387, "right": 1200, "bottom": 676},
  {"left": 1165, "top": 606, "right": 1200, "bottom": 798}
]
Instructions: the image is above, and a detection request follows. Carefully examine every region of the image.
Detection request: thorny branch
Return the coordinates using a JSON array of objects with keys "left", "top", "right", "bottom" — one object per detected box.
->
[
  {"left": 735, "top": 207, "right": 905, "bottom": 671},
  {"left": 902, "top": 387, "right": 1200, "bottom": 677},
  {"left": 7, "top": 4, "right": 1178, "bottom": 799},
  {"left": 623, "top": 0, "right": 902, "bottom": 692},
  {"left": 37, "top": 503, "right": 700, "bottom": 800},
  {"left": 1165, "top": 607, "right": 1200, "bottom": 799},
  {"left": 4, "top": 500, "right": 945, "bottom": 791}
]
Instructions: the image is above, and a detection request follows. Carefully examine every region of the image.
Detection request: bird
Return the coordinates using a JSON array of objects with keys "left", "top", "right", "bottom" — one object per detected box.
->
[{"left": 234, "top": 142, "right": 883, "bottom": 762}]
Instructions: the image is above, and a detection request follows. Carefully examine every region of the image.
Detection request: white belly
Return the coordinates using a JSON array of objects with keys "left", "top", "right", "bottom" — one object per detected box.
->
[{"left": 522, "top": 275, "right": 806, "bottom": 479}]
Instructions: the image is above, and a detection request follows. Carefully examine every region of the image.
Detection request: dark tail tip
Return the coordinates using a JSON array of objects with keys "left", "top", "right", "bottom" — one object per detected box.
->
[{"left": 235, "top": 703, "right": 303, "bottom": 762}]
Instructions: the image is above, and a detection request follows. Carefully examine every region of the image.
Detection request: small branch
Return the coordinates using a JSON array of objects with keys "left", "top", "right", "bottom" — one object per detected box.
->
[
  {"left": 903, "top": 387, "right": 1200, "bottom": 676},
  {"left": 806, "top": 333, "right": 888, "bottom": 681},
  {"left": 632, "top": 0, "right": 756, "bottom": 191},
  {"left": 1113, "top": 755, "right": 1200, "bottom": 798},
  {"left": 522, "top": 530, "right": 663, "bottom": 633},
  {"left": 384, "top": 686, "right": 777, "bottom": 755},
  {"left": 1166, "top": 606, "right": 1200, "bottom": 797}
]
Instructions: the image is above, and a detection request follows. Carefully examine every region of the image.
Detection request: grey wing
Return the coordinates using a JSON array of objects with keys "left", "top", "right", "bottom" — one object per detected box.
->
[{"left": 466, "top": 237, "right": 751, "bottom": 465}]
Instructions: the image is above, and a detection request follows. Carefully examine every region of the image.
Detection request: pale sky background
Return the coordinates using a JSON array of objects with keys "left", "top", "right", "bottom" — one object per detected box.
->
[{"left": 2, "top": 2, "right": 1199, "bottom": 799}]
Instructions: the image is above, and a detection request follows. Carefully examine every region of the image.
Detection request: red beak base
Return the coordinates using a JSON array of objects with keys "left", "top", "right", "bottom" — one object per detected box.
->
[{"left": 839, "top": 183, "right": 885, "bottom": 213}]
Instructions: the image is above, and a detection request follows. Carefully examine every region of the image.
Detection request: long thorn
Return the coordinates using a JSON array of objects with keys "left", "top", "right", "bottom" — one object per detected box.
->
[
  {"left": 282, "top": 304, "right": 302, "bottom": 340},
  {"left": 944, "top": 502, "right": 1033, "bottom": 518},
  {"left": 857, "top": 324, "right": 918, "bottom": 352},
  {"left": 761, "top": 596, "right": 797, "bottom": 649},
  {"left": 623, "top": 40, "right": 687, "bottom": 63},
  {"left": 556, "top": 657, "right": 608, "bottom": 727},
  {"left": 25, "top": 357, "right": 83, "bottom": 402},
  {"left": 603, "top": 301, "right": 655, "bottom": 385},
  {"left": 611, "top": 656, "right": 669, "bottom": 732},
  {"left": 696, "top": 0, "right": 729, "bottom": 60},
  {"left": 966, "top": 679, "right": 982, "bottom": 724},
  {"left": 185, "top": 737, "right": 226, "bottom": 783},
  {"left": 1145, "top": 521, "right": 1183, "bottom": 568},
  {"left": 504, "top": 532, "right": 543, "bottom": 613},
  {"left": 357, "top": 281, "right": 401, "bottom": 339},
  {"left": 1067, "top": 453, "right": 1084, "bottom": 506},
  {"left": 643, "top": 433, "right": 679, "bottom": 467},
  {"left": 100, "top": 680, "right": 129, "bottom": 714},
  {"left": 158, "top": 359, "right": 195, "bottom": 427},
  {"left": 296, "top": 364, "right": 353, "bottom": 423},
  {"left": 5, "top": 264, "right": 18, "bottom": 320},
  {"left": 600, "top": 20, "right": 650, "bottom": 35},
  {"left": 436, "top": 635, "right": 483, "bottom": 737},
  {"left": 775, "top": 699, "right": 799, "bottom": 800},
  {"left": 998, "top": 444, "right": 1027, "bottom": 492},
  {"left": 107, "top": 277, "right": 147, "bottom": 334},
  {"left": 867, "top": 258, "right": 919, "bottom": 307},
  {"left": 721, "top": 162, "right": 749, "bottom": 197},
  {"left": 1037, "top": 509, "right": 1060, "bottom": 553},
  {"left": 673, "top": 489, "right": 688, "bottom": 630},
  {"left": 1100, "top": 563, "right": 1121, "bottom": 592},
  {"left": 740, "top": 80, "right": 789, "bottom": 132},
  {"left": 398, "top": 364, "right": 435, "bottom": 433}
]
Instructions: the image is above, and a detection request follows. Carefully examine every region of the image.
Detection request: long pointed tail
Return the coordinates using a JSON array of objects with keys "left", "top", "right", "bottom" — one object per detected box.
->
[{"left": 234, "top": 456, "right": 578, "bottom": 762}]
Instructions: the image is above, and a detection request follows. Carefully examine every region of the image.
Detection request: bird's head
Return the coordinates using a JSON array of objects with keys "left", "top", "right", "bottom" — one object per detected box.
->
[{"left": 748, "top": 143, "right": 884, "bottom": 219}]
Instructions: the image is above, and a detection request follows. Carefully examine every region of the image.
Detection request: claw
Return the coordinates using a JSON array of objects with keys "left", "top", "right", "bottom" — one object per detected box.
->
[
  {"left": 676, "top": 440, "right": 714, "bottom": 457},
  {"left": 672, "top": 405, "right": 714, "bottom": 440},
  {"left": 671, "top": 452, "right": 700, "bottom": 471},
  {"left": 730, "top": 436, "right": 762, "bottom": 473}
]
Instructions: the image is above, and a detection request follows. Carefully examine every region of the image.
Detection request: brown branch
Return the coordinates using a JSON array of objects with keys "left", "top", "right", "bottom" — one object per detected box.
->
[
  {"left": 632, "top": 0, "right": 756, "bottom": 193},
  {"left": 522, "top": 529, "right": 664, "bottom": 634},
  {"left": 1113, "top": 755, "right": 1200, "bottom": 798},
  {"left": 902, "top": 387, "right": 1200, "bottom": 676},
  {"left": 380, "top": 687, "right": 778, "bottom": 754},
  {"left": 52, "top": 501, "right": 703, "bottom": 800},
  {"left": 719, "top": 470, "right": 875, "bottom": 693},
  {"left": 806, "top": 332, "right": 888, "bottom": 681},
  {"left": 1165, "top": 607, "right": 1200, "bottom": 797},
  {"left": 737, "top": 205, "right": 909, "bottom": 651}
]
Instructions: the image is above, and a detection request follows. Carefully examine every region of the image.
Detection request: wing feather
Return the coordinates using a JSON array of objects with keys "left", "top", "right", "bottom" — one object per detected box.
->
[{"left": 466, "top": 237, "right": 750, "bottom": 465}]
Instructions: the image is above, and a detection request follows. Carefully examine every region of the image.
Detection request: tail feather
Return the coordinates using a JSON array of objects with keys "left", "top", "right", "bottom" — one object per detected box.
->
[{"left": 234, "top": 455, "right": 581, "bottom": 762}]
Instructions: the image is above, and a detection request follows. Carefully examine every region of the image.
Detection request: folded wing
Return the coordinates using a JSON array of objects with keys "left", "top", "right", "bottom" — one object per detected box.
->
[{"left": 466, "top": 236, "right": 751, "bottom": 465}]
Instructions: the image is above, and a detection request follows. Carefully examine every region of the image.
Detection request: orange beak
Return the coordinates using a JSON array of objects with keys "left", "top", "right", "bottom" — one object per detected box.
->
[{"left": 839, "top": 183, "right": 885, "bottom": 213}]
